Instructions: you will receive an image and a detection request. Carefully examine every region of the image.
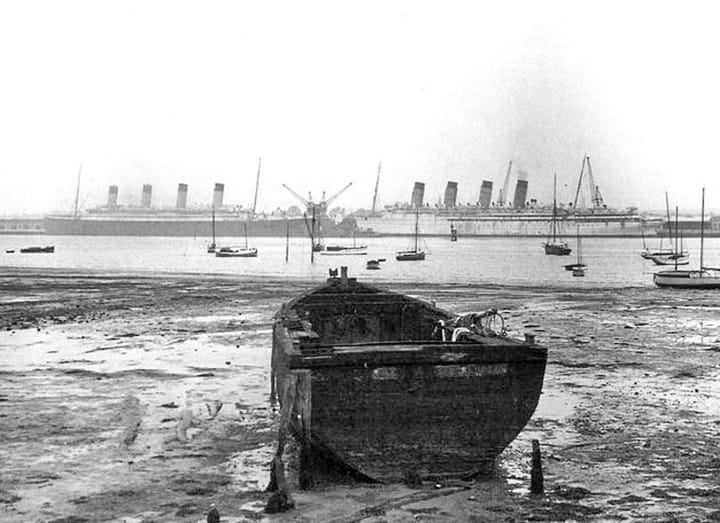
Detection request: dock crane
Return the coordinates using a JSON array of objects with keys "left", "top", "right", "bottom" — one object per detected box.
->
[
  {"left": 282, "top": 182, "right": 353, "bottom": 216},
  {"left": 573, "top": 155, "right": 605, "bottom": 210}
]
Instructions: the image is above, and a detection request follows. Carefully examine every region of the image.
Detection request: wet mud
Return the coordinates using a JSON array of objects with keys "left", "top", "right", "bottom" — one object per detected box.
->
[{"left": 1, "top": 267, "right": 719, "bottom": 522}]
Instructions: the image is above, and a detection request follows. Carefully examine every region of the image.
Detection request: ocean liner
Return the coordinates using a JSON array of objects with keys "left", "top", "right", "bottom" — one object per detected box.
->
[
  {"left": 43, "top": 181, "right": 354, "bottom": 238},
  {"left": 354, "top": 157, "right": 660, "bottom": 238}
]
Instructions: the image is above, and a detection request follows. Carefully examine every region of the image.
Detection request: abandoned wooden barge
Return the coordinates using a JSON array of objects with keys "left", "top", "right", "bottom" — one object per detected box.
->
[{"left": 270, "top": 267, "right": 548, "bottom": 483}]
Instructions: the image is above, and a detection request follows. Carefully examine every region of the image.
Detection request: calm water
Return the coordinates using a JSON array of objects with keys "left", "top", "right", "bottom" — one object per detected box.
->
[{"left": 2, "top": 234, "right": 719, "bottom": 288}]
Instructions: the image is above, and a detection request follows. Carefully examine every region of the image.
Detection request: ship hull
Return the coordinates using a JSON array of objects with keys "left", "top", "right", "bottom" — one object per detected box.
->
[
  {"left": 43, "top": 214, "right": 350, "bottom": 237},
  {"left": 356, "top": 210, "right": 660, "bottom": 238}
]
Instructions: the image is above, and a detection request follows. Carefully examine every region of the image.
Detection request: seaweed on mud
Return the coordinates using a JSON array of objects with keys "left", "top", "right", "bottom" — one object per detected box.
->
[
  {"left": 0, "top": 489, "right": 21, "bottom": 504},
  {"left": 553, "top": 485, "right": 592, "bottom": 500},
  {"left": 523, "top": 500, "right": 604, "bottom": 521}
]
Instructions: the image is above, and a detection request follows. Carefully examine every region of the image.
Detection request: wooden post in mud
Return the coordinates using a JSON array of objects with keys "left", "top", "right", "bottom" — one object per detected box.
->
[
  {"left": 530, "top": 439, "right": 544, "bottom": 495},
  {"left": 285, "top": 220, "right": 290, "bottom": 263},
  {"left": 265, "top": 374, "right": 296, "bottom": 513}
]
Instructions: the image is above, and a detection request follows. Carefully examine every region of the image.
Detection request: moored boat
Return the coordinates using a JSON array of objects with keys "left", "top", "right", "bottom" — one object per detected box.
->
[
  {"left": 215, "top": 223, "right": 258, "bottom": 257},
  {"left": 320, "top": 246, "right": 368, "bottom": 256},
  {"left": 365, "top": 259, "right": 381, "bottom": 270},
  {"left": 396, "top": 206, "right": 425, "bottom": 261},
  {"left": 543, "top": 174, "right": 571, "bottom": 256},
  {"left": 653, "top": 268, "right": 720, "bottom": 288},
  {"left": 207, "top": 206, "right": 217, "bottom": 253},
  {"left": 215, "top": 246, "right": 258, "bottom": 257},
  {"left": 654, "top": 188, "right": 720, "bottom": 289},
  {"left": 566, "top": 227, "right": 586, "bottom": 275},
  {"left": 270, "top": 267, "right": 548, "bottom": 483},
  {"left": 19, "top": 245, "right": 54, "bottom": 253},
  {"left": 649, "top": 252, "right": 689, "bottom": 266}
]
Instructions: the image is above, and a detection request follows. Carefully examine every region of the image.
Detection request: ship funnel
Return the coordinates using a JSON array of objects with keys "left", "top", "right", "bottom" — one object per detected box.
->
[
  {"left": 512, "top": 179, "right": 529, "bottom": 209},
  {"left": 213, "top": 183, "right": 224, "bottom": 209},
  {"left": 107, "top": 185, "right": 118, "bottom": 208},
  {"left": 479, "top": 181, "right": 493, "bottom": 208},
  {"left": 444, "top": 181, "right": 458, "bottom": 208},
  {"left": 411, "top": 182, "right": 425, "bottom": 208},
  {"left": 176, "top": 183, "right": 188, "bottom": 209},
  {"left": 141, "top": 184, "right": 152, "bottom": 208}
]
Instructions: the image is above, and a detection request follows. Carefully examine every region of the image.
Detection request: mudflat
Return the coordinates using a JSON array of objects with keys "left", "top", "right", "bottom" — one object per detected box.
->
[{"left": 1, "top": 267, "right": 719, "bottom": 522}]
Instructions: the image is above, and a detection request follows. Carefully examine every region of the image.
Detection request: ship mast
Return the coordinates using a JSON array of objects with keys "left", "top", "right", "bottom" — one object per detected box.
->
[
  {"left": 552, "top": 173, "right": 558, "bottom": 241},
  {"left": 252, "top": 156, "right": 261, "bottom": 216},
  {"left": 701, "top": 187, "right": 705, "bottom": 274},
  {"left": 414, "top": 205, "right": 419, "bottom": 252},
  {"left": 73, "top": 164, "right": 82, "bottom": 217},
  {"left": 371, "top": 161, "right": 381, "bottom": 213}
]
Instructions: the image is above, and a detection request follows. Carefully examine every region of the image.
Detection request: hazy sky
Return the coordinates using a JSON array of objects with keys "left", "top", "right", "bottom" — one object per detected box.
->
[{"left": 1, "top": 1, "right": 718, "bottom": 215}]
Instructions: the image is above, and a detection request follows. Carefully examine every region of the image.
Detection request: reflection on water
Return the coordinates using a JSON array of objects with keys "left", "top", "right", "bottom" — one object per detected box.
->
[{"left": 4, "top": 235, "right": 719, "bottom": 287}]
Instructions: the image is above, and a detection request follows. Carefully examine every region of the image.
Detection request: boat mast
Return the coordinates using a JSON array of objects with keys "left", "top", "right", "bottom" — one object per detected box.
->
[
  {"left": 371, "top": 161, "right": 381, "bottom": 214},
  {"left": 311, "top": 207, "right": 316, "bottom": 263},
  {"left": 211, "top": 206, "right": 216, "bottom": 244},
  {"left": 701, "top": 187, "right": 705, "bottom": 274},
  {"left": 674, "top": 206, "right": 679, "bottom": 271},
  {"left": 252, "top": 157, "right": 261, "bottom": 216},
  {"left": 285, "top": 220, "right": 290, "bottom": 263},
  {"left": 577, "top": 225, "right": 582, "bottom": 265},
  {"left": 414, "top": 205, "right": 419, "bottom": 252},
  {"left": 73, "top": 164, "right": 82, "bottom": 217},
  {"left": 665, "top": 192, "right": 674, "bottom": 248},
  {"left": 551, "top": 173, "right": 558, "bottom": 241}
]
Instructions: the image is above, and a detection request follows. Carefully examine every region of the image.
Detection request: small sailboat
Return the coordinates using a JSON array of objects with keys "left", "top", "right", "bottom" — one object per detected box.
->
[
  {"left": 19, "top": 245, "right": 54, "bottom": 253},
  {"left": 215, "top": 223, "right": 258, "bottom": 258},
  {"left": 640, "top": 227, "right": 672, "bottom": 260},
  {"left": 396, "top": 206, "right": 425, "bottom": 261},
  {"left": 321, "top": 231, "right": 368, "bottom": 256},
  {"left": 650, "top": 205, "right": 689, "bottom": 265},
  {"left": 654, "top": 188, "right": 720, "bottom": 288},
  {"left": 543, "top": 174, "right": 571, "bottom": 256},
  {"left": 650, "top": 193, "right": 688, "bottom": 265},
  {"left": 207, "top": 206, "right": 217, "bottom": 253},
  {"left": 565, "top": 226, "right": 586, "bottom": 274}
]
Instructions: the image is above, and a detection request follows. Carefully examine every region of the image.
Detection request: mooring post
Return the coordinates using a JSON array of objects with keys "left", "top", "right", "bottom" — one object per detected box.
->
[{"left": 530, "top": 439, "right": 544, "bottom": 495}]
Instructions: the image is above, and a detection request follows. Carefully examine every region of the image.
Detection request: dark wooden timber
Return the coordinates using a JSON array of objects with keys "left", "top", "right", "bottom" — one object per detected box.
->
[
  {"left": 271, "top": 267, "right": 548, "bottom": 484},
  {"left": 530, "top": 439, "right": 544, "bottom": 495}
]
